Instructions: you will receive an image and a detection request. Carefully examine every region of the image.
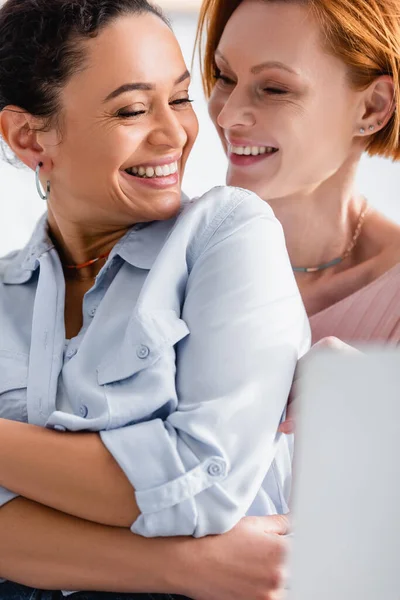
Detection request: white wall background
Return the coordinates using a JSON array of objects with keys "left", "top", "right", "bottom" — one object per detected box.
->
[{"left": 1, "top": 7, "right": 399, "bottom": 256}]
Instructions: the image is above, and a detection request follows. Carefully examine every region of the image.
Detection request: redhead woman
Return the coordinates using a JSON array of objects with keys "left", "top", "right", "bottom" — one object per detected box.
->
[
  {"left": 198, "top": 0, "right": 400, "bottom": 350},
  {"left": 0, "top": 1, "right": 310, "bottom": 599},
  {"left": 196, "top": 0, "right": 400, "bottom": 438}
]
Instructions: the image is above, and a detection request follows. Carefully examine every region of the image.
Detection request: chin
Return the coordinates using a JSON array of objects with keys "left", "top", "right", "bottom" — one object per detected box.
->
[
  {"left": 226, "top": 172, "right": 258, "bottom": 195},
  {"left": 150, "top": 191, "right": 183, "bottom": 221}
]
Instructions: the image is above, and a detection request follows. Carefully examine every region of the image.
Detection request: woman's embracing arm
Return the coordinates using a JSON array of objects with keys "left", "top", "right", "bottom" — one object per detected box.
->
[
  {"left": 0, "top": 497, "right": 289, "bottom": 600},
  {"left": 0, "top": 497, "right": 162, "bottom": 592},
  {"left": 0, "top": 421, "right": 139, "bottom": 527}
]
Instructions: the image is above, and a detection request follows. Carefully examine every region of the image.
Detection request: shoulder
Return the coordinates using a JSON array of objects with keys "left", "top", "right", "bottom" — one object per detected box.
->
[
  {"left": 180, "top": 185, "right": 275, "bottom": 223},
  {"left": 176, "top": 186, "right": 279, "bottom": 254},
  {"left": 0, "top": 249, "right": 23, "bottom": 284},
  {"left": 361, "top": 209, "right": 400, "bottom": 281},
  {"left": 363, "top": 209, "right": 400, "bottom": 259}
]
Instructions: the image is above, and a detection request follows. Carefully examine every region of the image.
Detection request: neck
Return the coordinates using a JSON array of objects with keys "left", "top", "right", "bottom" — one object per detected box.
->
[
  {"left": 47, "top": 206, "right": 130, "bottom": 281},
  {"left": 266, "top": 165, "right": 365, "bottom": 273}
]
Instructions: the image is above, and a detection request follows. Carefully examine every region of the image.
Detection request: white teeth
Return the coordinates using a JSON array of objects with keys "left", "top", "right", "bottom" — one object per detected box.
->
[
  {"left": 230, "top": 145, "right": 277, "bottom": 156},
  {"left": 125, "top": 161, "right": 179, "bottom": 178}
]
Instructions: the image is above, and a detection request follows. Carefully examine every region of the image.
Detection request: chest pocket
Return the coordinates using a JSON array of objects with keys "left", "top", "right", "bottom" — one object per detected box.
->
[
  {"left": 0, "top": 351, "right": 29, "bottom": 423},
  {"left": 96, "top": 310, "right": 189, "bottom": 427}
]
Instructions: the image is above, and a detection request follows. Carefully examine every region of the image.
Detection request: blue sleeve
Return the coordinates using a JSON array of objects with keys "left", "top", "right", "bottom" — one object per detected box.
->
[{"left": 101, "top": 191, "right": 310, "bottom": 537}]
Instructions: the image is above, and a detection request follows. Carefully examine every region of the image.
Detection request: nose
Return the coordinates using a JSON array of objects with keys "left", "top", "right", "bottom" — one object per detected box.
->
[
  {"left": 216, "top": 87, "right": 256, "bottom": 131},
  {"left": 148, "top": 105, "right": 188, "bottom": 150}
]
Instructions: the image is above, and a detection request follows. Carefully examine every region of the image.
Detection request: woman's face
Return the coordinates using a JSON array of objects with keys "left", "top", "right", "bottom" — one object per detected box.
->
[
  {"left": 208, "top": 0, "right": 363, "bottom": 202},
  {"left": 45, "top": 12, "right": 198, "bottom": 227}
]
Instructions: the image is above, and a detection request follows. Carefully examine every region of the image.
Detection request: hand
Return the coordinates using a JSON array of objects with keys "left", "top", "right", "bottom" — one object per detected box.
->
[
  {"left": 184, "top": 514, "right": 290, "bottom": 600},
  {"left": 279, "top": 336, "right": 359, "bottom": 434}
]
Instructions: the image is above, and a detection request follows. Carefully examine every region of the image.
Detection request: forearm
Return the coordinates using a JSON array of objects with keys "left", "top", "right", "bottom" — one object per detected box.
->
[
  {"left": 0, "top": 419, "right": 139, "bottom": 526},
  {"left": 0, "top": 497, "right": 192, "bottom": 594}
]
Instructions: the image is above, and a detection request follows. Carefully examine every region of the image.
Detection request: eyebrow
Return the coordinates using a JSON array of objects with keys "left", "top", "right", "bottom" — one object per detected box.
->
[
  {"left": 103, "top": 69, "right": 191, "bottom": 103},
  {"left": 215, "top": 50, "right": 299, "bottom": 77}
]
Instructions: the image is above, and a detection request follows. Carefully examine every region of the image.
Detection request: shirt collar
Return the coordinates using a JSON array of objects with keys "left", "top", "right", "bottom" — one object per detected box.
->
[
  {"left": 2, "top": 213, "right": 54, "bottom": 284},
  {"left": 3, "top": 192, "right": 192, "bottom": 284}
]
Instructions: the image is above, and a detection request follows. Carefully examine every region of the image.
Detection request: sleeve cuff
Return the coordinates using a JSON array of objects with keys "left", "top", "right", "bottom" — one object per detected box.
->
[
  {"left": 0, "top": 486, "right": 18, "bottom": 507},
  {"left": 100, "top": 419, "right": 227, "bottom": 537}
]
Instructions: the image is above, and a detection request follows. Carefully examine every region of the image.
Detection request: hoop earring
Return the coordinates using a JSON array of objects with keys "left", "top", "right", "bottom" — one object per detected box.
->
[{"left": 35, "top": 162, "right": 50, "bottom": 201}]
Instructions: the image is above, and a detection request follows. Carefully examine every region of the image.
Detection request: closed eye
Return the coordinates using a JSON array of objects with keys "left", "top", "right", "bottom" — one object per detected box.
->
[
  {"left": 264, "top": 87, "right": 288, "bottom": 95},
  {"left": 118, "top": 109, "right": 146, "bottom": 118},
  {"left": 170, "top": 98, "right": 194, "bottom": 107},
  {"left": 213, "top": 68, "right": 235, "bottom": 86}
]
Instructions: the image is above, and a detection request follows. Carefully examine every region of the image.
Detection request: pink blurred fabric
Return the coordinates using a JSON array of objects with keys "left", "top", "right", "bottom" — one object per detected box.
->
[{"left": 310, "top": 263, "right": 400, "bottom": 344}]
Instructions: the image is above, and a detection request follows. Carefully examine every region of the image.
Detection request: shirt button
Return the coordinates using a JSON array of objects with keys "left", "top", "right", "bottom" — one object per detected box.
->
[
  {"left": 207, "top": 461, "right": 224, "bottom": 477},
  {"left": 136, "top": 345, "right": 150, "bottom": 359},
  {"left": 54, "top": 425, "right": 67, "bottom": 432},
  {"left": 66, "top": 348, "right": 77, "bottom": 359},
  {"left": 79, "top": 405, "right": 88, "bottom": 418},
  {"left": 89, "top": 306, "right": 97, "bottom": 317}
]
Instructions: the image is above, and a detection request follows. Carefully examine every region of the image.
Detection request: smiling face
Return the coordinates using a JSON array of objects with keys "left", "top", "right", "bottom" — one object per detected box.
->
[
  {"left": 44, "top": 12, "right": 198, "bottom": 227},
  {"left": 208, "top": 0, "right": 363, "bottom": 202}
]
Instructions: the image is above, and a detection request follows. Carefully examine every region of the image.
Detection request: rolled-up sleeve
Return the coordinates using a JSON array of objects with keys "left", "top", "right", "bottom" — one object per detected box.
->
[{"left": 101, "top": 191, "right": 310, "bottom": 537}]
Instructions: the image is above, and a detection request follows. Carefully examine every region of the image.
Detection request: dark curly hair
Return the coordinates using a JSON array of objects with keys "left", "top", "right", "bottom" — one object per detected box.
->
[{"left": 0, "top": 0, "right": 169, "bottom": 124}]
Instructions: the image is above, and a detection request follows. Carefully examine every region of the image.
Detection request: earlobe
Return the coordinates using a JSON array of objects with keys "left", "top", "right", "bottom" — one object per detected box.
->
[{"left": 0, "top": 106, "right": 44, "bottom": 169}]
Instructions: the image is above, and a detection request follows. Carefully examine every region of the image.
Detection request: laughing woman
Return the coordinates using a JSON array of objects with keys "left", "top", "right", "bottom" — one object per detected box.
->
[
  {"left": 0, "top": 0, "right": 309, "bottom": 598},
  {"left": 198, "top": 0, "right": 400, "bottom": 345}
]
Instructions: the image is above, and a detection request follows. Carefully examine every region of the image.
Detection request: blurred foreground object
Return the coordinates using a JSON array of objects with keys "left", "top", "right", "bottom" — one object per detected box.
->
[{"left": 289, "top": 348, "right": 400, "bottom": 600}]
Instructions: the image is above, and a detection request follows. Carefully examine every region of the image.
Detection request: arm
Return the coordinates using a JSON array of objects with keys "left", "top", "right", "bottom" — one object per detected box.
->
[
  {"left": 0, "top": 191, "right": 309, "bottom": 534},
  {"left": 0, "top": 421, "right": 138, "bottom": 527},
  {"left": 0, "top": 497, "right": 289, "bottom": 600},
  {"left": 100, "top": 192, "right": 310, "bottom": 537},
  {"left": 0, "top": 497, "right": 170, "bottom": 592}
]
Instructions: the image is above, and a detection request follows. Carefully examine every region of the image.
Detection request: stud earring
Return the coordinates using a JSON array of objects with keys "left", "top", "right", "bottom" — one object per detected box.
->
[
  {"left": 369, "top": 125, "right": 375, "bottom": 131},
  {"left": 377, "top": 120, "right": 383, "bottom": 126},
  {"left": 359, "top": 127, "right": 365, "bottom": 134}
]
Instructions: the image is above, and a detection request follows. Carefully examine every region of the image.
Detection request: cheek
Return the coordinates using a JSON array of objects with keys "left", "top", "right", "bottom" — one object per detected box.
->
[
  {"left": 208, "top": 91, "right": 224, "bottom": 129},
  {"left": 72, "top": 124, "right": 141, "bottom": 168},
  {"left": 186, "top": 110, "right": 199, "bottom": 147},
  {"left": 181, "top": 110, "right": 199, "bottom": 168},
  {"left": 208, "top": 93, "right": 228, "bottom": 153}
]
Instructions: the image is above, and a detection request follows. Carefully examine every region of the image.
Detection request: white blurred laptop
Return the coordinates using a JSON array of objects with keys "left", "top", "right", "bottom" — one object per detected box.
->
[{"left": 287, "top": 348, "right": 400, "bottom": 600}]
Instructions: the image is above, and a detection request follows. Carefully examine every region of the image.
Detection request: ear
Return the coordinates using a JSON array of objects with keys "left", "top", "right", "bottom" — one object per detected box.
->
[
  {"left": 357, "top": 75, "right": 395, "bottom": 136},
  {"left": 0, "top": 106, "right": 49, "bottom": 170}
]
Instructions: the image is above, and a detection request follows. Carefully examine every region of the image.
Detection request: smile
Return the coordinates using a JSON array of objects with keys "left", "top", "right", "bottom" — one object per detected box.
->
[
  {"left": 125, "top": 161, "right": 179, "bottom": 179},
  {"left": 229, "top": 144, "right": 278, "bottom": 156}
]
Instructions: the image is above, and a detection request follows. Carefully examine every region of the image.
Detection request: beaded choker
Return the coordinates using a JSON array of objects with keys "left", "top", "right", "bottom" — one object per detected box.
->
[{"left": 63, "top": 250, "right": 111, "bottom": 270}]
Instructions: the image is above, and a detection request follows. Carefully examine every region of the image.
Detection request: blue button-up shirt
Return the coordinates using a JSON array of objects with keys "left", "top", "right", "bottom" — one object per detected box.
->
[{"left": 0, "top": 186, "right": 310, "bottom": 539}]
